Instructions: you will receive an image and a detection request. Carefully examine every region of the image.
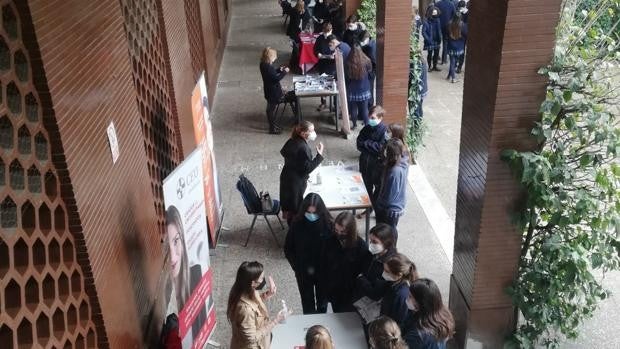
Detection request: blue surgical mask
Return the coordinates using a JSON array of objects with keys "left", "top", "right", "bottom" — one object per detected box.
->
[
  {"left": 368, "top": 119, "right": 381, "bottom": 127},
  {"left": 305, "top": 212, "right": 319, "bottom": 222}
]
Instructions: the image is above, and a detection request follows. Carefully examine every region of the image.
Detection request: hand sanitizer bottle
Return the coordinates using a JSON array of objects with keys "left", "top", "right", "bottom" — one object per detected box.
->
[{"left": 281, "top": 300, "right": 288, "bottom": 323}]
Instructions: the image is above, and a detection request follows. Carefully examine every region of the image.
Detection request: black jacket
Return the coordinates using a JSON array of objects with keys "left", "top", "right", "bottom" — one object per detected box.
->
[
  {"left": 284, "top": 217, "right": 332, "bottom": 276},
  {"left": 279, "top": 137, "right": 323, "bottom": 212},
  {"left": 381, "top": 281, "right": 411, "bottom": 329},
  {"left": 260, "top": 62, "right": 285, "bottom": 103},
  {"left": 356, "top": 247, "right": 397, "bottom": 300},
  {"left": 320, "top": 235, "right": 372, "bottom": 310},
  {"left": 357, "top": 122, "right": 387, "bottom": 184}
]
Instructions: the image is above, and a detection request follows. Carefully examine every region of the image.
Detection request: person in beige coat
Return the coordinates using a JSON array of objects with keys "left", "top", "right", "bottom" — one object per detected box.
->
[{"left": 227, "top": 261, "right": 289, "bottom": 349}]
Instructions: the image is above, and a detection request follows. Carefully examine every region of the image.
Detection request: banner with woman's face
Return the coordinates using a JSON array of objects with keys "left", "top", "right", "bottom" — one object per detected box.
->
[{"left": 163, "top": 149, "right": 216, "bottom": 349}]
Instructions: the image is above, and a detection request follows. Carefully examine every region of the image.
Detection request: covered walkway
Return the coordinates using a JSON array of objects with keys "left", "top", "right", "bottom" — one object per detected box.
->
[{"left": 206, "top": 0, "right": 618, "bottom": 347}]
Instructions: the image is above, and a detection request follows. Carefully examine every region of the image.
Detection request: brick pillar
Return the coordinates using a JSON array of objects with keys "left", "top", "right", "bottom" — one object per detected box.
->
[
  {"left": 345, "top": 0, "right": 361, "bottom": 17},
  {"left": 449, "top": 0, "right": 563, "bottom": 347},
  {"left": 376, "top": 0, "right": 411, "bottom": 125}
]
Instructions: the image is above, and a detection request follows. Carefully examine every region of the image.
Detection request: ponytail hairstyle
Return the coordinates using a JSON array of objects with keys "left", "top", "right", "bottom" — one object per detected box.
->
[
  {"left": 305, "top": 325, "right": 334, "bottom": 349},
  {"left": 368, "top": 316, "right": 408, "bottom": 349},
  {"left": 291, "top": 120, "right": 314, "bottom": 139},
  {"left": 385, "top": 253, "right": 418, "bottom": 285},
  {"left": 409, "top": 278, "right": 455, "bottom": 341}
]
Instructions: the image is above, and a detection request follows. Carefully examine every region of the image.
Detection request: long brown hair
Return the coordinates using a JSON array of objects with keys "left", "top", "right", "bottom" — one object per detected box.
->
[
  {"left": 449, "top": 14, "right": 463, "bottom": 40},
  {"left": 384, "top": 253, "right": 418, "bottom": 284},
  {"left": 166, "top": 206, "right": 190, "bottom": 310},
  {"left": 409, "top": 278, "right": 455, "bottom": 341},
  {"left": 295, "top": 0, "right": 305, "bottom": 13},
  {"left": 334, "top": 211, "right": 358, "bottom": 248},
  {"left": 305, "top": 325, "right": 334, "bottom": 349},
  {"left": 384, "top": 138, "right": 404, "bottom": 169},
  {"left": 369, "top": 223, "right": 396, "bottom": 252},
  {"left": 226, "top": 261, "right": 264, "bottom": 321},
  {"left": 368, "top": 316, "right": 408, "bottom": 349},
  {"left": 346, "top": 44, "right": 371, "bottom": 80}
]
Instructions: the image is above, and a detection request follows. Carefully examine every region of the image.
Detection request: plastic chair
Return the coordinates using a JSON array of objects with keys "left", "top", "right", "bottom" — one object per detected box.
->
[{"left": 236, "top": 175, "right": 285, "bottom": 247}]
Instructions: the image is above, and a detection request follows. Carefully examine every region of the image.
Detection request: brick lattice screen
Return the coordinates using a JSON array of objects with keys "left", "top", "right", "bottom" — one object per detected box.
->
[
  {"left": 0, "top": 1, "right": 106, "bottom": 347},
  {"left": 119, "top": 0, "right": 181, "bottom": 236}
]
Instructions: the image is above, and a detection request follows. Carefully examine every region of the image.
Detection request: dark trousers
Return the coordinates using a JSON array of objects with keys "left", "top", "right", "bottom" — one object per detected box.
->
[
  {"left": 441, "top": 29, "right": 449, "bottom": 63},
  {"left": 427, "top": 48, "right": 440, "bottom": 69},
  {"left": 349, "top": 99, "right": 369, "bottom": 126},
  {"left": 295, "top": 272, "right": 326, "bottom": 314},
  {"left": 266, "top": 102, "right": 278, "bottom": 132},
  {"left": 448, "top": 53, "right": 463, "bottom": 80},
  {"left": 457, "top": 53, "right": 465, "bottom": 71},
  {"left": 361, "top": 170, "right": 378, "bottom": 209},
  {"left": 376, "top": 209, "right": 400, "bottom": 240}
]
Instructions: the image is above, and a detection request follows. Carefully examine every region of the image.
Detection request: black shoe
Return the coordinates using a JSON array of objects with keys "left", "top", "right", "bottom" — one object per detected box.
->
[
  {"left": 456, "top": 68, "right": 462, "bottom": 74},
  {"left": 433, "top": 67, "right": 442, "bottom": 72},
  {"left": 269, "top": 128, "right": 282, "bottom": 135},
  {"left": 428, "top": 66, "right": 433, "bottom": 72}
]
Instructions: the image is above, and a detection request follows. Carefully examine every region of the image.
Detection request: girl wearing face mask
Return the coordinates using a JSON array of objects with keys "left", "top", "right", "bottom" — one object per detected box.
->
[
  {"left": 284, "top": 193, "right": 333, "bottom": 314},
  {"left": 280, "top": 121, "right": 325, "bottom": 223},
  {"left": 403, "top": 278, "right": 455, "bottom": 349},
  {"left": 342, "top": 14, "right": 365, "bottom": 47},
  {"left": 356, "top": 223, "right": 398, "bottom": 300},
  {"left": 228, "top": 261, "right": 288, "bottom": 349},
  {"left": 320, "top": 212, "right": 372, "bottom": 312},
  {"left": 368, "top": 316, "right": 408, "bottom": 349},
  {"left": 380, "top": 253, "right": 418, "bottom": 329},
  {"left": 356, "top": 105, "right": 387, "bottom": 209},
  {"left": 422, "top": 6, "right": 442, "bottom": 72}
]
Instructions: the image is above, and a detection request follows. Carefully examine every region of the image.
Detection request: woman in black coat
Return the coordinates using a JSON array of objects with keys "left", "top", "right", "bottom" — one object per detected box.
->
[
  {"left": 356, "top": 223, "right": 398, "bottom": 301},
  {"left": 280, "top": 121, "right": 324, "bottom": 222},
  {"left": 285, "top": 193, "right": 333, "bottom": 314},
  {"left": 259, "top": 47, "right": 295, "bottom": 134},
  {"left": 319, "top": 212, "right": 372, "bottom": 312}
]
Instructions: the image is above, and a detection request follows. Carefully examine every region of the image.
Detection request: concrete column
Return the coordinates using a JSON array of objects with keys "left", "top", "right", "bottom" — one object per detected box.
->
[
  {"left": 449, "top": 0, "right": 563, "bottom": 347},
  {"left": 376, "top": 0, "right": 412, "bottom": 125}
]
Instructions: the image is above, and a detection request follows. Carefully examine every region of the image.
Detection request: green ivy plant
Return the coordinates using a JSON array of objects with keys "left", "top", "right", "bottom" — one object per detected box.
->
[
  {"left": 357, "top": 0, "right": 377, "bottom": 37},
  {"left": 406, "top": 27, "right": 427, "bottom": 159},
  {"left": 502, "top": 0, "right": 620, "bottom": 347}
]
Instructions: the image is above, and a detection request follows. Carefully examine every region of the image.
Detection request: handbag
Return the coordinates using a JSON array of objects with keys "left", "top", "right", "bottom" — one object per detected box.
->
[{"left": 260, "top": 191, "right": 274, "bottom": 212}]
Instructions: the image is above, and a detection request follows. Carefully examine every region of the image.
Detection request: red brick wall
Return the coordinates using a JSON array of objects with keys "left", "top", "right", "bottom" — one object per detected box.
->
[
  {"left": 376, "top": 0, "right": 411, "bottom": 125},
  {"left": 4, "top": 0, "right": 228, "bottom": 347},
  {"left": 449, "top": 0, "right": 563, "bottom": 346}
]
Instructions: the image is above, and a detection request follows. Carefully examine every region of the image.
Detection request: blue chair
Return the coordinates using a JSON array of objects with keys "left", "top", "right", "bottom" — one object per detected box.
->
[{"left": 236, "top": 174, "right": 285, "bottom": 247}]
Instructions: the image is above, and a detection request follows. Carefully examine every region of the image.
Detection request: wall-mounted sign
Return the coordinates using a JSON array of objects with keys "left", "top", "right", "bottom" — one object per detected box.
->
[{"left": 106, "top": 121, "right": 120, "bottom": 164}]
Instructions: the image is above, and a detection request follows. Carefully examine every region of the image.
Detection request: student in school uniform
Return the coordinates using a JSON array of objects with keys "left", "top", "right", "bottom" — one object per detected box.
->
[
  {"left": 446, "top": 13, "right": 468, "bottom": 83},
  {"left": 422, "top": 6, "right": 443, "bottom": 72}
]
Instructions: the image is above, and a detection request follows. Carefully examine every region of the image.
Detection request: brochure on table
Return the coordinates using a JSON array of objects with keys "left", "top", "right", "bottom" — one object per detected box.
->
[{"left": 305, "top": 165, "right": 370, "bottom": 209}]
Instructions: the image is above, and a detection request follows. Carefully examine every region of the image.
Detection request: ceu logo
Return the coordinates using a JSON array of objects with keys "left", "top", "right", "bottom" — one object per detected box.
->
[{"left": 176, "top": 167, "right": 200, "bottom": 199}]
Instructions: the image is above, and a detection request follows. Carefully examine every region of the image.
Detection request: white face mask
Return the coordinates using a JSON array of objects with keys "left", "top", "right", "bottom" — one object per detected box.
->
[
  {"left": 348, "top": 24, "right": 357, "bottom": 30},
  {"left": 368, "top": 243, "right": 384, "bottom": 255},
  {"left": 406, "top": 298, "right": 417, "bottom": 311},
  {"left": 308, "top": 131, "right": 317, "bottom": 141},
  {"left": 382, "top": 271, "right": 397, "bottom": 282}
]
